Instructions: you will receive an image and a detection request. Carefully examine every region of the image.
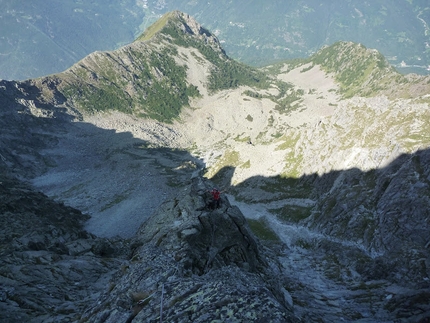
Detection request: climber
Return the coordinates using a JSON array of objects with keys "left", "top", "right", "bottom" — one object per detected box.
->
[{"left": 208, "top": 187, "right": 223, "bottom": 209}]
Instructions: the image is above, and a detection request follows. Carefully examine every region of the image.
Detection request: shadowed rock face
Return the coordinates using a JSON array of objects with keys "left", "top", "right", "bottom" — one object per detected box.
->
[
  {"left": 188, "top": 204, "right": 263, "bottom": 274},
  {"left": 139, "top": 173, "right": 265, "bottom": 275},
  {"left": 0, "top": 173, "right": 130, "bottom": 323},
  {"left": 0, "top": 172, "right": 295, "bottom": 322},
  {"left": 82, "top": 172, "right": 296, "bottom": 322}
]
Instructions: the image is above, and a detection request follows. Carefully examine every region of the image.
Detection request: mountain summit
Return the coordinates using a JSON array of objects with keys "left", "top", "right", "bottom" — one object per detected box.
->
[
  {"left": 1, "top": 11, "right": 430, "bottom": 322},
  {"left": 136, "top": 11, "right": 220, "bottom": 48},
  {"left": 39, "top": 11, "right": 264, "bottom": 123}
]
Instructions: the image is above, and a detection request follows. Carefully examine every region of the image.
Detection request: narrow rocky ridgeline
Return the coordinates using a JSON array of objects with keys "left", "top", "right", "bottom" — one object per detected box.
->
[
  {"left": 81, "top": 172, "right": 296, "bottom": 322},
  {"left": 0, "top": 170, "right": 297, "bottom": 322}
]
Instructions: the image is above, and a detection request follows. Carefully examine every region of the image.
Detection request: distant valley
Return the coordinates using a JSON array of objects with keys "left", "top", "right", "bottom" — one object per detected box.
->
[{"left": 1, "top": 0, "right": 430, "bottom": 81}]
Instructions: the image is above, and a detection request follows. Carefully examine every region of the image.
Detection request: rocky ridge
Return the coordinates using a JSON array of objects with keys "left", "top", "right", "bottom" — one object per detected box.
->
[
  {"left": 81, "top": 172, "right": 296, "bottom": 322},
  {"left": 0, "top": 10, "right": 430, "bottom": 323}
]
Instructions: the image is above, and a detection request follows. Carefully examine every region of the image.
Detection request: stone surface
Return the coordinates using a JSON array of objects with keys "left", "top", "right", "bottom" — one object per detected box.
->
[
  {"left": 0, "top": 173, "right": 129, "bottom": 323},
  {"left": 81, "top": 173, "right": 296, "bottom": 322}
]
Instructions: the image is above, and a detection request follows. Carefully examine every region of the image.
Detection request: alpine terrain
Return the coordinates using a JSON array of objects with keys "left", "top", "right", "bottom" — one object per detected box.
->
[
  {"left": 1, "top": 11, "right": 430, "bottom": 322},
  {"left": 2, "top": 0, "right": 430, "bottom": 80}
]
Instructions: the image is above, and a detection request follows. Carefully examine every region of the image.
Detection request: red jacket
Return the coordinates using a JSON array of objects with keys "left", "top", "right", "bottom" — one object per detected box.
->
[{"left": 211, "top": 189, "right": 220, "bottom": 200}]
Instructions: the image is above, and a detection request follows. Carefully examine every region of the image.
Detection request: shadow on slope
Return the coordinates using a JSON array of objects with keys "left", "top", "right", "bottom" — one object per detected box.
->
[
  {"left": 0, "top": 169, "right": 132, "bottom": 322},
  {"left": 0, "top": 79, "right": 205, "bottom": 238},
  {"left": 0, "top": 102, "right": 294, "bottom": 321},
  {"left": 216, "top": 149, "right": 430, "bottom": 281},
  {"left": 1, "top": 77, "right": 429, "bottom": 321},
  {"left": 209, "top": 150, "right": 430, "bottom": 321},
  {"left": 0, "top": 79, "right": 78, "bottom": 178},
  {"left": 30, "top": 120, "right": 206, "bottom": 238}
]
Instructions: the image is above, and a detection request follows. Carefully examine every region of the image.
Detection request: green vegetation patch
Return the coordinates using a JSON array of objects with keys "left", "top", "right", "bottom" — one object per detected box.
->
[
  {"left": 275, "top": 134, "right": 299, "bottom": 151},
  {"left": 248, "top": 218, "right": 280, "bottom": 241},
  {"left": 146, "top": 13, "right": 271, "bottom": 93},
  {"left": 309, "top": 41, "right": 399, "bottom": 98},
  {"left": 101, "top": 193, "right": 128, "bottom": 212},
  {"left": 240, "top": 160, "right": 251, "bottom": 169},
  {"left": 280, "top": 134, "right": 305, "bottom": 178},
  {"left": 205, "top": 150, "right": 240, "bottom": 182},
  {"left": 62, "top": 11, "right": 278, "bottom": 123},
  {"left": 61, "top": 45, "right": 200, "bottom": 123},
  {"left": 136, "top": 12, "right": 175, "bottom": 42},
  {"left": 62, "top": 183, "right": 85, "bottom": 198},
  {"left": 260, "top": 175, "right": 313, "bottom": 199},
  {"left": 233, "top": 133, "right": 251, "bottom": 143},
  {"left": 270, "top": 205, "right": 312, "bottom": 223},
  {"left": 243, "top": 90, "right": 263, "bottom": 99}
]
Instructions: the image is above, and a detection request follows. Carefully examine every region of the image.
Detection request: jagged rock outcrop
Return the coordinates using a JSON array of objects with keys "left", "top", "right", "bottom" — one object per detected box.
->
[
  {"left": 82, "top": 172, "right": 296, "bottom": 322},
  {"left": 0, "top": 170, "right": 296, "bottom": 323},
  {"left": 305, "top": 149, "right": 430, "bottom": 286},
  {"left": 138, "top": 11, "right": 224, "bottom": 54}
]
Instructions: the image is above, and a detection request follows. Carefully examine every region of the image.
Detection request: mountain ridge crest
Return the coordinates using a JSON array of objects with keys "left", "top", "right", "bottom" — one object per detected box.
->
[{"left": 1, "top": 11, "right": 430, "bottom": 322}]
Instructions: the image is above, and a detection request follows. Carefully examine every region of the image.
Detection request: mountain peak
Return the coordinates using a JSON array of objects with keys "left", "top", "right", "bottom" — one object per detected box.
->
[
  {"left": 136, "top": 10, "right": 219, "bottom": 47},
  {"left": 306, "top": 41, "right": 427, "bottom": 98}
]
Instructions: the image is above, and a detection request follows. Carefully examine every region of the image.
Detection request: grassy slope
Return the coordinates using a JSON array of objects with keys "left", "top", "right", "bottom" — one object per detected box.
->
[
  {"left": 277, "top": 41, "right": 430, "bottom": 100},
  {"left": 38, "top": 12, "right": 430, "bottom": 127},
  {"left": 56, "top": 11, "right": 269, "bottom": 123}
]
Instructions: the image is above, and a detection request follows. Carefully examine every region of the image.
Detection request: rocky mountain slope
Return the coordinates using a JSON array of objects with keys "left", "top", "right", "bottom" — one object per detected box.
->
[
  {"left": 1, "top": 10, "right": 430, "bottom": 322},
  {"left": 0, "top": 173, "right": 131, "bottom": 323}
]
